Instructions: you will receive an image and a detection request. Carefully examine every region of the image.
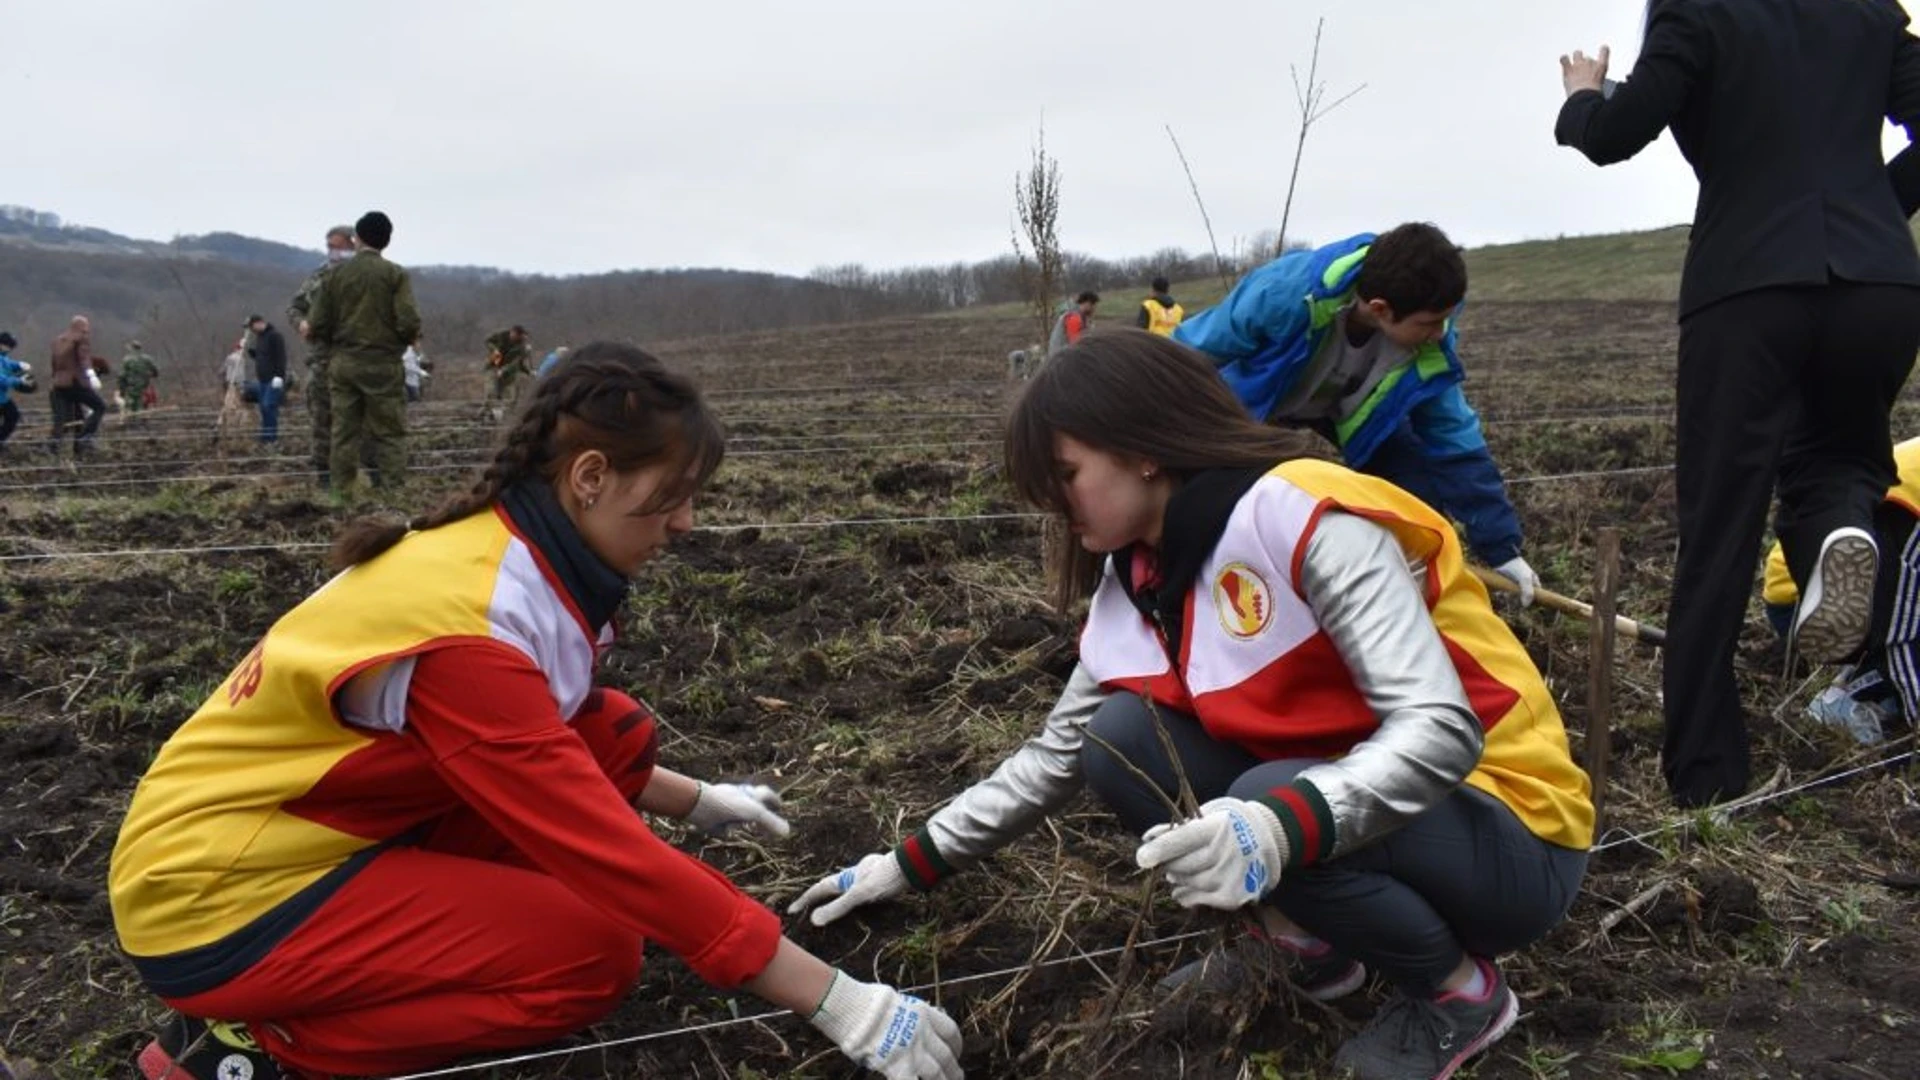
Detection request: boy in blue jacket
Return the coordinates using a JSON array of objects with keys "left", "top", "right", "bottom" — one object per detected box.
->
[
  {"left": 0, "top": 332, "right": 35, "bottom": 453},
  {"left": 1174, "top": 222, "right": 1539, "bottom": 601}
]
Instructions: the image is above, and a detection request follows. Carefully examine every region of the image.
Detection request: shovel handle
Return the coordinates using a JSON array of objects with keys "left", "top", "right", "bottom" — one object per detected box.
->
[{"left": 1470, "top": 565, "right": 1667, "bottom": 647}]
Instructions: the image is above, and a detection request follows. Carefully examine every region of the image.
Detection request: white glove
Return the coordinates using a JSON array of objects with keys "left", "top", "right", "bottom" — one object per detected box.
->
[
  {"left": 788, "top": 851, "right": 909, "bottom": 926},
  {"left": 270, "top": 376, "right": 284, "bottom": 391},
  {"left": 809, "top": 971, "right": 964, "bottom": 1080},
  {"left": 1494, "top": 556, "right": 1540, "bottom": 607},
  {"left": 1135, "top": 797, "right": 1289, "bottom": 910},
  {"left": 684, "top": 782, "right": 790, "bottom": 839},
  {"left": 17, "top": 362, "right": 29, "bottom": 373}
]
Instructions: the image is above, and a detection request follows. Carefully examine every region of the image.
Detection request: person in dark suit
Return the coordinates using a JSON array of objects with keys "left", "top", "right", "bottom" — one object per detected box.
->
[{"left": 1554, "top": 0, "right": 1920, "bottom": 808}]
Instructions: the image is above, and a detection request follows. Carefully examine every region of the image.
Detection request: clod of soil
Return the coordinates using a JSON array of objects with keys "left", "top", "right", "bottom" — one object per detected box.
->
[
  {"left": 986, "top": 615, "right": 1055, "bottom": 651},
  {"left": 1694, "top": 867, "right": 1766, "bottom": 937},
  {"left": 872, "top": 462, "right": 964, "bottom": 496}
]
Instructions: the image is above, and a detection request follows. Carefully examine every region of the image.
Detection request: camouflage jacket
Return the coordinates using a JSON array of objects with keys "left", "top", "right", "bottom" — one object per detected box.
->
[
  {"left": 118, "top": 352, "right": 160, "bottom": 391},
  {"left": 307, "top": 250, "right": 423, "bottom": 361},
  {"left": 485, "top": 330, "right": 533, "bottom": 370},
  {"left": 288, "top": 262, "right": 336, "bottom": 363}
]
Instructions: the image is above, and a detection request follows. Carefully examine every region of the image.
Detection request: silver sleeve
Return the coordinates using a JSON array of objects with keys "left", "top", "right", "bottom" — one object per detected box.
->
[
  {"left": 1291, "top": 511, "right": 1485, "bottom": 858},
  {"left": 922, "top": 662, "right": 1108, "bottom": 866}
]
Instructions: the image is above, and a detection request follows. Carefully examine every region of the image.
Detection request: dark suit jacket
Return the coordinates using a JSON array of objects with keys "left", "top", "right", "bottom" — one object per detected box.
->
[{"left": 1556, "top": 0, "right": 1920, "bottom": 317}]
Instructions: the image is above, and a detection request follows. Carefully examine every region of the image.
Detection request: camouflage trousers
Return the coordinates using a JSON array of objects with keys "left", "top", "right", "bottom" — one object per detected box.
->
[
  {"left": 487, "top": 363, "right": 528, "bottom": 411},
  {"left": 307, "top": 355, "right": 332, "bottom": 473},
  {"left": 329, "top": 352, "right": 407, "bottom": 497}
]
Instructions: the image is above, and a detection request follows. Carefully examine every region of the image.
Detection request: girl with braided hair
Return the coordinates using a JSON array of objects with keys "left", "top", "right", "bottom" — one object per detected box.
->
[{"left": 112, "top": 343, "right": 964, "bottom": 1080}]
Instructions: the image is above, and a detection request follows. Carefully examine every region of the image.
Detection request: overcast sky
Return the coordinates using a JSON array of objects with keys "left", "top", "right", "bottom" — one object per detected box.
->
[{"left": 10, "top": 1, "right": 1918, "bottom": 277}]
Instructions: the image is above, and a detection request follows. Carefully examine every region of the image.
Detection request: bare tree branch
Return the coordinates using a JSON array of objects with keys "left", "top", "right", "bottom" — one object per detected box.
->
[
  {"left": 1278, "top": 16, "right": 1365, "bottom": 252},
  {"left": 1164, "top": 125, "right": 1234, "bottom": 292}
]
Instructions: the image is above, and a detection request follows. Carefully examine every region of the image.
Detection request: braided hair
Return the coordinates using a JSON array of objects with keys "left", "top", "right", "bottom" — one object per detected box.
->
[{"left": 330, "top": 341, "right": 724, "bottom": 570}]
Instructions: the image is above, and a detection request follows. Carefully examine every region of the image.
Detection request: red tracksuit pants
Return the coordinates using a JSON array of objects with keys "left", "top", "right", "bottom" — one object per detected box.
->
[{"left": 160, "top": 691, "right": 659, "bottom": 1078}]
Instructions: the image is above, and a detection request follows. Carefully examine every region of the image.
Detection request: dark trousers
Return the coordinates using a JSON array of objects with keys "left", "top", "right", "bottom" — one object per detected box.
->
[
  {"left": 1664, "top": 283, "right": 1920, "bottom": 806},
  {"left": 1080, "top": 695, "right": 1587, "bottom": 994},
  {"left": 0, "top": 400, "right": 18, "bottom": 445},
  {"left": 49, "top": 384, "right": 107, "bottom": 448},
  {"left": 257, "top": 383, "right": 283, "bottom": 443}
]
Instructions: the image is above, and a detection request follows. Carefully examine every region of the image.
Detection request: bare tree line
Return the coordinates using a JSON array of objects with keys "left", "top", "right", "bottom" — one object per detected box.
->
[{"left": 1, "top": 234, "right": 1299, "bottom": 404}]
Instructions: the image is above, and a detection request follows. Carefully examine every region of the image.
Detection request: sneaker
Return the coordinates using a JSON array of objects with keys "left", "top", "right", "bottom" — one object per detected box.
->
[
  {"left": 1806, "top": 666, "right": 1900, "bottom": 744},
  {"left": 1793, "top": 527, "right": 1878, "bottom": 663},
  {"left": 137, "top": 1014, "right": 286, "bottom": 1080},
  {"left": 1332, "top": 959, "right": 1518, "bottom": 1080},
  {"left": 1157, "top": 928, "right": 1367, "bottom": 1004}
]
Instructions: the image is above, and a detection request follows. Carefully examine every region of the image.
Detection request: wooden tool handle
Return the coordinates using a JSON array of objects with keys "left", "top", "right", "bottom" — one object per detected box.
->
[{"left": 1470, "top": 565, "right": 1667, "bottom": 647}]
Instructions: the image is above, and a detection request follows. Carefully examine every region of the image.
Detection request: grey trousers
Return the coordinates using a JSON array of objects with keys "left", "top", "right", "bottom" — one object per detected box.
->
[{"left": 1081, "top": 694, "right": 1587, "bottom": 994}]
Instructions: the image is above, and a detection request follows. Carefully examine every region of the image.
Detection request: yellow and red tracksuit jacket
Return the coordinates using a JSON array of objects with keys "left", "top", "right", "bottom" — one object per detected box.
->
[{"left": 109, "top": 496, "right": 780, "bottom": 997}]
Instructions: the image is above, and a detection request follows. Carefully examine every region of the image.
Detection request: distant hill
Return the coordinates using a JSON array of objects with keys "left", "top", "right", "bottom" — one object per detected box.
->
[
  {"left": 0, "top": 206, "right": 321, "bottom": 274},
  {"left": 0, "top": 206, "right": 991, "bottom": 395},
  {"left": 0, "top": 202, "right": 1743, "bottom": 402}
]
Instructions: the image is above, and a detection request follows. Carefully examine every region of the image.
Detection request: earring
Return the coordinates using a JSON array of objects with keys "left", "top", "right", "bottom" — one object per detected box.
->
[
  {"left": 1142, "top": 469, "right": 1156, "bottom": 480},
  {"left": 585, "top": 496, "right": 598, "bottom": 510}
]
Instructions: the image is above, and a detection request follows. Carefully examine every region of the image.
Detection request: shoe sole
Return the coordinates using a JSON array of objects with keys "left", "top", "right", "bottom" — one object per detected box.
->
[
  {"left": 1435, "top": 987, "right": 1520, "bottom": 1080},
  {"left": 1795, "top": 533, "right": 1878, "bottom": 662}
]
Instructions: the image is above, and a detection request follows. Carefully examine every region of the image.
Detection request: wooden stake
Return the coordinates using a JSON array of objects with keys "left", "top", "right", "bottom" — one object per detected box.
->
[{"left": 1586, "top": 528, "right": 1621, "bottom": 833}]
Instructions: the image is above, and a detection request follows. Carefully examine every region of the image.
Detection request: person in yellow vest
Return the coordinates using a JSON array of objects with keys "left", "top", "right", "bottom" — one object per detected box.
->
[
  {"left": 791, "top": 330, "right": 1592, "bottom": 1080},
  {"left": 111, "top": 343, "right": 963, "bottom": 1080},
  {"left": 1761, "top": 435, "right": 1920, "bottom": 745},
  {"left": 1136, "top": 276, "right": 1185, "bottom": 337}
]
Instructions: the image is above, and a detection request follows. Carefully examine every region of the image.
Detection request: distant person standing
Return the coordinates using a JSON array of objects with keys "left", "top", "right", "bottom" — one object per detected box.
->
[
  {"left": 216, "top": 338, "right": 250, "bottom": 440},
  {"left": 484, "top": 325, "right": 533, "bottom": 419},
  {"left": 1135, "top": 276, "right": 1185, "bottom": 337},
  {"left": 247, "top": 316, "right": 289, "bottom": 444},
  {"left": 307, "top": 211, "right": 423, "bottom": 500},
  {"left": 402, "top": 344, "right": 430, "bottom": 403},
  {"left": 1048, "top": 292, "right": 1099, "bottom": 358},
  {"left": 0, "top": 331, "right": 34, "bottom": 454},
  {"left": 119, "top": 340, "right": 160, "bottom": 414},
  {"left": 1555, "top": 1, "right": 1920, "bottom": 807},
  {"left": 49, "top": 315, "right": 107, "bottom": 456},
  {"left": 289, "top": 225, "right": 357, "bottom": 485}
]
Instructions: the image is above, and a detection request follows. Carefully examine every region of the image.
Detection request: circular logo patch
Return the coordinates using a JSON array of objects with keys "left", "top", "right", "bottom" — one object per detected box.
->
[
  {"left": 217, "top": 1054, "right": 255, "bottom": 1080},
  {"left": 1214, "top": 562, "right": 1273, "bottom": 639}
]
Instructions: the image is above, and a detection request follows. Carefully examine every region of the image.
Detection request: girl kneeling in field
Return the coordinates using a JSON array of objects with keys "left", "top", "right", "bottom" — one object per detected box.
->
[
  {"left": 791, "top": 331, "right": 1592, "bottom": 1080},
  {"left": 112, "top": 343, "right": 962, "bottom": 1080}
]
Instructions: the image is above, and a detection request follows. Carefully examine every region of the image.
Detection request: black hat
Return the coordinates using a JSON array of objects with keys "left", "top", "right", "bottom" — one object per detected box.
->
[
  {"left": 355, "top": 211, "right": 394, "bottom": 250},
  {"left": 246, "top": 314, "right": 266, "bottom": 325}
]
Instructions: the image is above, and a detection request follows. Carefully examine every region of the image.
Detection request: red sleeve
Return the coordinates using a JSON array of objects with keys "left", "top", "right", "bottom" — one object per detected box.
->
[
  {"left": 402, "top": 643, "right": 781, "bottom": 988},
  {"left": 1066, "top": 312, "right": 1086, "bottom": 342}
]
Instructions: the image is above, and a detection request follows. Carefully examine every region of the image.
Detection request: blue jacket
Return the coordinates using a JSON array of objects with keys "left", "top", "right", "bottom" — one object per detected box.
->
[
  {"left": 0, "top": 355, "right": 27, "bottom": 407},
  {"left": 1173, "top": 233, "right": 1523, "bottom": 564}
]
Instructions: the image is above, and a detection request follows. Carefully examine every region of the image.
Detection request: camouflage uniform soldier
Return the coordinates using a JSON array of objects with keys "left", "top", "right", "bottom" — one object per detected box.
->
[
  {"left": 483, "top": 325, "right": 532, "bottom": 419},
  {"left": 289, "top": 225, "right": 357, "bottom": 483},
  {"left": 118, "top": 341, "right": 160, "bottom": 412},
  {"left": 307, "top": 211, "right": 422, "bottom": 500}
]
